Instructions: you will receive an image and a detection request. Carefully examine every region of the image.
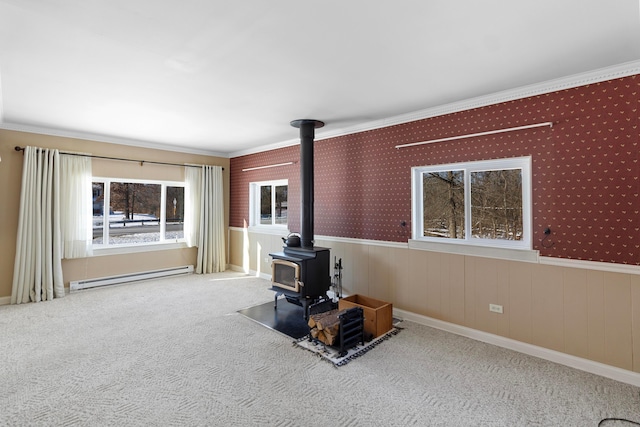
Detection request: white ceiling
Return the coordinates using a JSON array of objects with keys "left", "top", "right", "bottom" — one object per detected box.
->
[{"left": 1, "top": 1, "right": 639, "bottom": 157}]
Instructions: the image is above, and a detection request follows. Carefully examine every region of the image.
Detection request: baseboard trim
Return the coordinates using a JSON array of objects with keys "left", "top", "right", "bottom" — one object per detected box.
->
[
  {"left": 394, "top": 308, "right": 640, "bottom": 388},
  {"left": 228, "top": 264, "right": 246, "bottom": 273},
  {"left": 228, "top": 264, "right": 271, "bottom": 281}
]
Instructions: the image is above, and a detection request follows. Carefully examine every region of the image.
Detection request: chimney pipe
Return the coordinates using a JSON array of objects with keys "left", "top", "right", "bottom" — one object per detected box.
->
[{"left": 290, "top": 119, "right": 324, "bottom": 248}]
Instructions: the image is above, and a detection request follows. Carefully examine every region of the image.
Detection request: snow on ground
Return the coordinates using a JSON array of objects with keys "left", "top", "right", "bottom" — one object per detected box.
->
[
  {"left": 93, "top": 212, "right": 184, "bottom": 244},
  {"left": 93, "top": 212, "right": 159, "bottom": 228},
  {"left": 93, "top": 232, "right": 184, "bottom": 245}
]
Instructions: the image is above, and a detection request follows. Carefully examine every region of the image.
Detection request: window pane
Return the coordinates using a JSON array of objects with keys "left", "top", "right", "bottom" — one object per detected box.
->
[
  {"left": 166, "top": 186, "right": 185, "bottom": 240},
  {"left": 109, "top": 182, "right": 161, "bottom": 244},
  {"left": 260, "top": 185, "right": 272, "bottom": 225},
  {"left": 274, "top": 185, "right": 287, "bottom": 225},
  {"left": 470, "top": 169, "right": 523, "bottom": 240},
  {"left": 92, "top": 182, "right": 105, "bottom": 244},
  {"left": 423, "top": 170, "right": 465, "bottom": 239}
]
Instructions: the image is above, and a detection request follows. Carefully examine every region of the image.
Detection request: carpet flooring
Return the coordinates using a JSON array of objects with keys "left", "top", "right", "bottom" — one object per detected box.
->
[{"left": 1, "top": 271, "right": 639, "bottom": 426}]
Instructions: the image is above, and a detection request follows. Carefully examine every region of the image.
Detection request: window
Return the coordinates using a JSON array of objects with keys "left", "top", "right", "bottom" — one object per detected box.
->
[
  {"left": 92, "top": 178, "right": 185, "bottom": 247},
  {"left": 412, "top": 157, "right": 531, "bottom": 249},
  {"left": 249, "top": 180, "right": 288, "bottom": 228}
]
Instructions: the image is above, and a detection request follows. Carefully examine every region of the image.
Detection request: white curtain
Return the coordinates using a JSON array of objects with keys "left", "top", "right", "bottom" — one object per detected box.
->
[
  {"left": 12, "top": 147, "right": 93, "bottom": 304},
  {"left": 60, "top": 154, "right": 93, "bottom": 258},
  {"left": 184, "top": 166, "right": 202, "bottom": 248},
  {"left": 12, "top": 147, "right": 63, "bottom": 304},
  {"left": 185, "top": 165, "right": 226, "bottom": 273}
]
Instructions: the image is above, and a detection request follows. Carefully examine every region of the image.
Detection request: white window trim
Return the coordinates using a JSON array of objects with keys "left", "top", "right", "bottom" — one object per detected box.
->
[
  {"left": 411, "top": 156, "right": 532, "bottom": 251},
  {"left": 92, "top": 177, "right": 186, "bottom": 252},
  {"left": 248, "top": 179, "right": 289, "bottom": 231}
]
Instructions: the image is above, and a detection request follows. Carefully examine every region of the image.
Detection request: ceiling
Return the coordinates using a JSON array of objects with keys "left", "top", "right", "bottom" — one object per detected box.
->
[{"left": 1, "top": 1, "right": 639, "bottom": 157}]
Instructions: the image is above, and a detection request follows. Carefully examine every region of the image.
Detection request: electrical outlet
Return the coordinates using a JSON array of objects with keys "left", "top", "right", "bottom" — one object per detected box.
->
[{"left": 489, "top": 304, "right": 503, "bottom": 314}]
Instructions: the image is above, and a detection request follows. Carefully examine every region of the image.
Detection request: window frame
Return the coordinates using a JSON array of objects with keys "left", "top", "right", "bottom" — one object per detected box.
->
[
  {"left": 92, "top": 176, "right": 186, "bottom": 251},
  {"left": 249, "top": 179, "right": 289, "bottom": 230},
  {"left": 411, "top": 156, "right": 532, "bottom": 250}
]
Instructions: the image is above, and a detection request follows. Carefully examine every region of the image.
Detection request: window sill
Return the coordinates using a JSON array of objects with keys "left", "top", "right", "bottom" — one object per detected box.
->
[
  {"left": 408, "top": 239, "right": 539, "bottom": 263},
  {"left": 247, "top": 225, "right": 290, "bottom": 236},
  {"left": 91, "top": 241, "right": 188, "bottom": 257}
]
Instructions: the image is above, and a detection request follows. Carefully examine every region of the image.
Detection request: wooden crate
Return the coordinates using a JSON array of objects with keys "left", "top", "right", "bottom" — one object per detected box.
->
[{"left": 338, "top": 294, "right": 392, "bottom": 339}]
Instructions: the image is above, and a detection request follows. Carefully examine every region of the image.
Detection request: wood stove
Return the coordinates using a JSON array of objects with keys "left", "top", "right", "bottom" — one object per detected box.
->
[
  {"left": 270, "top": 246, "right": 331, "bottom": 313},
  {"left": 270, "top": 119, "right": 331, "bottom": 318}
]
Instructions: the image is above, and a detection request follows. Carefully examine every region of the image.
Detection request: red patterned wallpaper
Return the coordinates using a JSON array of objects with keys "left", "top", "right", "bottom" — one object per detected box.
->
[{"left": 230, "top": 75, "right": 639, "bottom": 264}]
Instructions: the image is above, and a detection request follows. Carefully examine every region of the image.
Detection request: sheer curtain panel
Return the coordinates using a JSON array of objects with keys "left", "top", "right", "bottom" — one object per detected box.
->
[
  {"left": 185, "top": 166, "right": 202, "bottom": 249},
  {"left": 185, "top": 165, "right": 225, "bottom": 273},
  {"left": 60, "top": 154, "right": 93, "bottom": 258}
]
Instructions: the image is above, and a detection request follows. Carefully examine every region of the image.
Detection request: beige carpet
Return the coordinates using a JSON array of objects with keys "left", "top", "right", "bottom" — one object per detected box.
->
[{"left": 1, "top": 271, "right": 639, "bottom": 426}]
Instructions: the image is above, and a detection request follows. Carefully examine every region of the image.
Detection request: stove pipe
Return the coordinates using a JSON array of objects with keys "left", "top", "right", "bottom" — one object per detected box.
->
[{"left": 290, "top": 119, "right": 324, "bottom": 248}]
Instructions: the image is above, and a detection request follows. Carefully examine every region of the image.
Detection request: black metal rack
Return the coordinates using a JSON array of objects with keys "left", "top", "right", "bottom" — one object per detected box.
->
[{"left": 338, "top": 307, "right": 365, "bottom": 357}]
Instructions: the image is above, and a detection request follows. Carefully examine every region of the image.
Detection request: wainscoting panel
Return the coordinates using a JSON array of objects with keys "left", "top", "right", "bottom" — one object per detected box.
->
[
  {"left": 563, "top": 268, "right": 589, "bottom": 360},
  {"left": 406, "top": 246, "right": 429, "bottom": 316},
  {"left": 368, "top": 244, "right": 392, "bottom": 303},
  {"left": 531, "top": 264, "right": 565, "bottom": 353},
  {"left": 603, "top": 273, "right": 633, "bottom": 371},
  {"left": 632, "top": 276, "right": 640, "bottom": 372},
  {"left": 587, "top": 270, "right": 607, "bottom": 364},
  {"left": 508, "top": 261, "right": 533, "bottom": 344}
]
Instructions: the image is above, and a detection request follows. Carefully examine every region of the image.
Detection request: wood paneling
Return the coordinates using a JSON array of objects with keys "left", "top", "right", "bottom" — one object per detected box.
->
[
  {"left": 447, "top": 254, "right": 466, "bottom": 326},
  {"left": 508, "top": 262, "right": 533, "bottom": 344},
  {"left": 603, "top": 272, "right": 633, "bottom": 370},
  {"left": 586, "top": 270, "right": 606, "bottom": 363},
  {"left": 405, "top": 248, "right": 428, "bottom": 316},
  {"left": 425, "top": 251, "right": 443, "bottom": 319},
  {"left": 387, "top": 246, "right": 409, "bottom": 311},
  {"left": 369, "top": 245, "right": 391, "bottom": 302},
  {"left": 472, "top": 257, "right": 500, "bottom": 335},
  {"left": 632, "top": 276, "right": 640, "bottom": 373},
  {"left": 531, "top": 265, "right": 564, "bottom": 352},
  {"left": 563, "top": 268, "right": 589, "bottom": 359},
  {"left": 496, "top": 259, "right": 510, "bottom": 338}
]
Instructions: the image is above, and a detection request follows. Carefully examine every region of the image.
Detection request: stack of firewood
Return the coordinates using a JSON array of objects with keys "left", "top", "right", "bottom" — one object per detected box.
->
[{"left": 308, "top": 309, "right": 347, "bottom": 346}]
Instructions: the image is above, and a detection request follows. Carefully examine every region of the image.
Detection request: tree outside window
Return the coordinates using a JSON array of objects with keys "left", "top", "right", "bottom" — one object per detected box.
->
[
  {"left": 92, "top": 178, "right": 185, "bottom": 246},
  {"left": 412, "top": 157, "right": 531, "bottom": 249},
  {"left": 250, "top": 180, "right": 288, "bottom": 228}
]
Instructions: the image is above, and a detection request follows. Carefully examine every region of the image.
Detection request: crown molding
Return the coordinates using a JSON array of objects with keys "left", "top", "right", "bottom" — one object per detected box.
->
[
  {"left": 229, "top": 59, "right": 640, "bottom": 158},
  {"left": 228, "top": 137, "right": 301, "bottom": 158},
  {"left": 0, "top": 122, "right": 229, "bottom": 158}
]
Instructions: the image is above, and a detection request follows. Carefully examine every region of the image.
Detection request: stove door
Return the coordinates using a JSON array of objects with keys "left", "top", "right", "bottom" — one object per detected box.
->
[{"left": 272, "top": 259, "right": 301, "bottom": 292}]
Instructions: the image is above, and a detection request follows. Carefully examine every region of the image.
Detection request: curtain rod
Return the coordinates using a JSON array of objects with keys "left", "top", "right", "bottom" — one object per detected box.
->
[
  {"left": 394, "top": 121, "right": 554, "bottom": 149},
  {"left": 242, "top": 161, "right": 295, "bottom": 172},
  {"left": 14, "top": 146, "right": 223, "bottom": 170}
]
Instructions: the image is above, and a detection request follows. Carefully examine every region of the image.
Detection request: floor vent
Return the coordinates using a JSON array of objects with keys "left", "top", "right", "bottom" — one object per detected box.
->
[{"left": 70, "top": 265, "right": 194, "bottom": 292}]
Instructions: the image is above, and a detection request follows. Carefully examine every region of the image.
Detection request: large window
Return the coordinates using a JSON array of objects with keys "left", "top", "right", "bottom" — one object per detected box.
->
[
  {"left": 92, "top": 178, "right": 185, "bottom": 247},
  {"left": 249, "top": 180, "right": 288, "bottom": 228},
  {"left": 412, "top": 157, "right": 531, "bottom": 249}
]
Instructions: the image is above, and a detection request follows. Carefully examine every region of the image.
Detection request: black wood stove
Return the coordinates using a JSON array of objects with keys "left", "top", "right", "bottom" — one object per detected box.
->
[{"left": 270, "top": 119, "right": 332, "bottom": 319}]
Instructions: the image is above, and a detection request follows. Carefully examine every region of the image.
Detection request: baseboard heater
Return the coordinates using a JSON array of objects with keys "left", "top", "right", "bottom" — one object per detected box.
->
[{"left": 70, "top": 265, "right": 194, "bottom": 292}]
